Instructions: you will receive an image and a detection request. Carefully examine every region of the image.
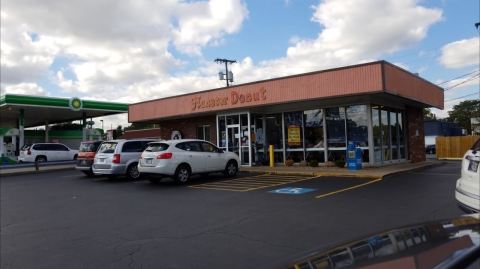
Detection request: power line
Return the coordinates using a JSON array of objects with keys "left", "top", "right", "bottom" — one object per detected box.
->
[
  {"left": 437, "top": 69, "right": 480, "bottom": 86},
  {"left": 444, "top": 73, "right": 480, "bottom": 91},
  {"left": 445, "top": 92, "right": 479, "bottom": 102}
]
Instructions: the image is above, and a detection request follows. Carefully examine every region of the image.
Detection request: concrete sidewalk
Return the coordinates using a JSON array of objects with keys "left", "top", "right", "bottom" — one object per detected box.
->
[{"left": 240, "top": 161, "right": 445, "bottom": 179}]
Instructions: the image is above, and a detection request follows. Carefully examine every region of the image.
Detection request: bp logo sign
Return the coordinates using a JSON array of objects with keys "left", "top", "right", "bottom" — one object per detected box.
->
[{"left": 69, "top": 97, "right": 83, "bottom": 111}]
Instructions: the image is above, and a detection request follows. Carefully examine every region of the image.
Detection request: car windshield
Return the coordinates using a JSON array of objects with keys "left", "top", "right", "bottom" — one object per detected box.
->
[
  {"left": 97, "top": 142, "right": 117, "bottom": 154},
  {"left": 144, "top": 143, "right": 169, "bottom": 152},
  {"left": 471, "top": 139, "right": 480, "bottom": 151},
  {"left": 79, "top": 142, "right": 100, "bottom": 152},
  {"left": 21, "top": 144, "right": 31, "bottom": 150}
]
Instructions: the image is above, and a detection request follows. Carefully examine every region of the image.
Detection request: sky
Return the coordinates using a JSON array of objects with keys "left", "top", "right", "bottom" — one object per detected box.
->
[{"left": 1, "top": 0, "right": 479, "bottom": 130}]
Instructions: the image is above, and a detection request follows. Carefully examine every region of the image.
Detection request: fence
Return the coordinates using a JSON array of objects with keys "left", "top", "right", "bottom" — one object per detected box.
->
[{"left": 436, "top": 136, "right": 480, "bottom": 159}]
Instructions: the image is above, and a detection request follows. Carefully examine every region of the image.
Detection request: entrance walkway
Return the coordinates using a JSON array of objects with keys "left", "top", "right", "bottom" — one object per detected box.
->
[{"left": 240, "top": 161, "right": 443, "bottom": 179}]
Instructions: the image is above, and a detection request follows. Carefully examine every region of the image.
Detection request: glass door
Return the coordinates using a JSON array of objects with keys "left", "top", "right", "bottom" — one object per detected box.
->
[{"left": 227, "top": 125, "right": 240, "bottom": 157}]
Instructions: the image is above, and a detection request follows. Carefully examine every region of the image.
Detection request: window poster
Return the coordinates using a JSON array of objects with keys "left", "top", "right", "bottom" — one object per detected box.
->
[{"left": 287, "top": 125, "right": 301, "bottom": 146}]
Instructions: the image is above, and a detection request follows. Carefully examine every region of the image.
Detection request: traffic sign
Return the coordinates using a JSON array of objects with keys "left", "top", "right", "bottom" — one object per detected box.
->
[{"left": 269, "top": 187, "right": 316, "bottom": 195}]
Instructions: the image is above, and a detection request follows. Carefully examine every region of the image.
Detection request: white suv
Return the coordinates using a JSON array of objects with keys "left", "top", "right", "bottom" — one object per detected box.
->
[
  {"left": 455, "top": 138, "right": 480, "bottom": 213},
  {"left": 18, "top": 143, "right": 78, "bottom": 163},
  {"left": 138, "top": 139, "right": 240, "bottom": 183}
]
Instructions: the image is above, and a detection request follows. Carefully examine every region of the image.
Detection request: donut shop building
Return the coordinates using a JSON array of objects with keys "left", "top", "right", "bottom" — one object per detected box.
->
[{"left": 128, "top": 61, "right": 443, "bottom": 167}]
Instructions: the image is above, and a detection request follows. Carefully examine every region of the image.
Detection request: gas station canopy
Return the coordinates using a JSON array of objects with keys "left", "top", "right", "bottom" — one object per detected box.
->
[{"left": 0, "top": 94, "right": 128, "bottom": 128}]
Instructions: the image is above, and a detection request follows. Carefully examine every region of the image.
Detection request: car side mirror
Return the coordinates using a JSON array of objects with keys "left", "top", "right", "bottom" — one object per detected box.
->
[{"left": 217, "top": 149, "right": 224, "bottom": 153}]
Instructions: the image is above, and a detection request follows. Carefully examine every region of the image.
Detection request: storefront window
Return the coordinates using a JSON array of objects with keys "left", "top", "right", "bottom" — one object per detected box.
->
[
  {"left": 381, "top": 109, "right": 391, "bottom": 161},
  {"left": 196, "top": 125, "right": 210, "bottom": 142},
  {"left": 253, "top": 114, "right": 266, "bottom": 165},
  {"left": 372, "top": 106, "right": 382, "bottom": 163},
  {"left": 284, "top": 111, "right": 304, "bottom": 162},
  {"left": 240, "top": 114, "right": 249, "bottom": 165},
  {"left": 304, "top": 109, "right": 325, "bottom": 163},
  {"left": 346, "top": 105, "right": 368, "bottom": 147},
  {"left": 398, "top": 112, "right": 406, "bottom": 159},
  {"left": 265, "top": 113, "right": 284, "bottom": 163},
  {"left": 227, "top": 115, "right": 239, "bottom": 125},
  {"left": 326, "top": 107, "right": 346, "bottom": 148},
  {"left": 390, "top": 111, "right": 398, "bottom": 160},
  {"left": 219, "top": 116, "right": 226, "bottom": 148}
]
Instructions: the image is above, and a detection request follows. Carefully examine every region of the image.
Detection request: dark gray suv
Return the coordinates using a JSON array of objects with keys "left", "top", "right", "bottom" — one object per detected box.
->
[{"left": 92, "top": 139, "right": 157, "bottom": 179}]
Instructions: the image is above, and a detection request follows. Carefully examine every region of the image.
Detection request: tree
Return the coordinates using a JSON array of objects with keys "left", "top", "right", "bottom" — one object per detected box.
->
[
  {"left": 124, "top": 122, "right": 154, "bottom": 131},
  {"left": 423, "top": 108, "right": 436, "bottom": 120},
  {"left": 50, "top": 122, "right": 83, "bottom": 130},
  {"left": 113, "top": 125, "right": 124, "bottom": 139},
  {"left": 447, "top": 100, "right": 480, "bottom": 134}
]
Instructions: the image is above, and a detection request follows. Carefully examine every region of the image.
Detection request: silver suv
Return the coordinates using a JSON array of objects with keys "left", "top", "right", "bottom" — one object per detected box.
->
[{"left": 92, "top": 139, "right": 157, "bottom": 179}]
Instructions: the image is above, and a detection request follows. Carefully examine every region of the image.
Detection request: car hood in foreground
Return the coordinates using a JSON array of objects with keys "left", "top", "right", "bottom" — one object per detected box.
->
[{"left": 282, "top": 214, "right": 480, "bottom": 269}]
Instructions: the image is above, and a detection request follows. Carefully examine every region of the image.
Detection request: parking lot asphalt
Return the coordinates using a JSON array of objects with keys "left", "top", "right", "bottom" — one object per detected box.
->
[{"left": 0, "top": 161, "right": 465, "bottom": 269}]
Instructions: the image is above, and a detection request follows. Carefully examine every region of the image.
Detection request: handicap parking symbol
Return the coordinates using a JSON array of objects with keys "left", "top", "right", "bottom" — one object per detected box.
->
[{"left": 269, "top": 187, "right": 316, "bottom": 195}]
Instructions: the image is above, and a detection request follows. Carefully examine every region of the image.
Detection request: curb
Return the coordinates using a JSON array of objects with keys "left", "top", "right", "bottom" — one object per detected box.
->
[
  {"left": 379, "top": 161, "right": 445, "bottom": 179},
  {"left": 0, "top": 165, "right": 75, "bottom": 177},
  {"left": 240, "top": 161, "right": 445, "bottom": 180}
]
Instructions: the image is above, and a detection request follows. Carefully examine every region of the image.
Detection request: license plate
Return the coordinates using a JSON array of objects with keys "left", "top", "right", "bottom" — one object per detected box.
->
[
  {"left": 81, "top": 160, "right": 87, "bottom": 165},
  {"left": 98, "top": 158, "right": 105, "bottom": 163},
  {"left": 468, "top": 160, "right": 479, "bottom": 172},
  {"left": 146, "top": 159, "right": 152, "bottom": 165}
]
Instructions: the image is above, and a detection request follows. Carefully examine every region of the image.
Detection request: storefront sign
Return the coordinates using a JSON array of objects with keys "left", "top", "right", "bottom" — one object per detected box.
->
[
  {"left": 287, "top": 125, "right": 301, "bottom": 146},
  {"left": 191, "top": 87, "right": 267, "bottom": 111},
  {"left": 69, "top": 97, "right": 83, "bottom": 111}
]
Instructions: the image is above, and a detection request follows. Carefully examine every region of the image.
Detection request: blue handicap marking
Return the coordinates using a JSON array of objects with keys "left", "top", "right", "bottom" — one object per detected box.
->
[{"left": 269, "top": 187, "right": 316, "bottom": 195}]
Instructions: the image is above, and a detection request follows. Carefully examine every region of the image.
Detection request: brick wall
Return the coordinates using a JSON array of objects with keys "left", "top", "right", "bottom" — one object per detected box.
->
[
  {"left": 406, "top": 106, "right": 426, "bottom": 162},
  {"left": 159, "top": 115, "right": 217, "bottom": 144},
  {"left": 122, "top": 128, "right": 162, "bottom": 139}
]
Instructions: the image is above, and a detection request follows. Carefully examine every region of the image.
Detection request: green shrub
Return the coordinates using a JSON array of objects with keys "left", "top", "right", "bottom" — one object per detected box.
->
[
  {"left": 308, "top": 159, "right": 319, "bottom": 167},
  {"left": 334, "top": 159, "right": 346, "bottom": 168}
]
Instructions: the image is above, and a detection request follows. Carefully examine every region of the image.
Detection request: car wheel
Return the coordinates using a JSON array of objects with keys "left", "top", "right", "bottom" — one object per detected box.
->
[
  {"left": 224, "top": 160, "right": 238, "bottom": 177},
  {"left": 127, "top": 163, "right": 141, "bottom": 180},
  {"left": 73, "top": 154, "right": 78, "bottom": 160},
  {"left": 36, "top": 156, "right": 47, "bottom": 163},
  {"left": 174, "top": 164, "right": 191, "bottom": 184}
]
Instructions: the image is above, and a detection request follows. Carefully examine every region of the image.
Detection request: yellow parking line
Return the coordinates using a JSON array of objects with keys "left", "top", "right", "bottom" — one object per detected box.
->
[
  {"left": 189, "top": 185, "right": 248, "bottom": 192},
  {"left": 230, "top": 179, "right": 297, "bottom": 184},
  {"left": 192, "top": 182, "right": 249, "bottom": 188},
  {"left": 219, "top": 180, "right": 278, "bottom": 186},
  {"left": 315, "top": 178, "right": 382, "bottom": 199}
]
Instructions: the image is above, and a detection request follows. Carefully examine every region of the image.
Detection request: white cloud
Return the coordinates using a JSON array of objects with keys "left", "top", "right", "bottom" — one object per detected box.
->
[
  {"left": 173, "top": 0, "right": 248, "bottom": 54},
  {"left": 439, "top": 37, "right": 480, "bottom": 69},
  {"left": 229, "top": 0, "right": 442, "bottom": 84},
  {"left": 3, "top": 83, "right": 47, "bottom": 96},
  {"left": 1, "top": 0, "right": 248, "bottom": 98}
]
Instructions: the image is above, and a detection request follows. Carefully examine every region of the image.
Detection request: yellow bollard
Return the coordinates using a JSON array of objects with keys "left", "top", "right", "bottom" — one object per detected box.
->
[{"left": 269, "top": 145, "right": 274, "bottom": 167}]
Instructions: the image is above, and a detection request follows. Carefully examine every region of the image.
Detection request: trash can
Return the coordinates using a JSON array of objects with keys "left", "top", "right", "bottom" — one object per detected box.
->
[{"left": 346, "top": 142, "right": 363, "bottom": 170}]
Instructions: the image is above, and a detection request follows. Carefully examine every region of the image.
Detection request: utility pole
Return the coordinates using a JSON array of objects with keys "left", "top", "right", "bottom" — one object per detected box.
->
[
  {"left": 476, "top": 22, "right": 480, "bottom": 98},
  {"left": 215, "top": 58, "right": 236, "bottom": 87}
]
